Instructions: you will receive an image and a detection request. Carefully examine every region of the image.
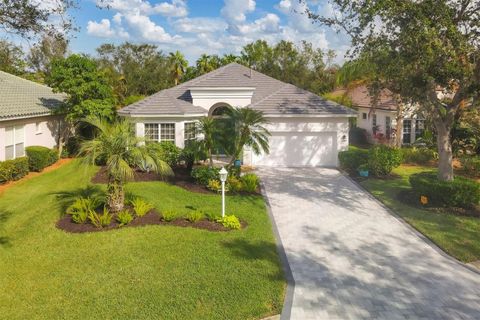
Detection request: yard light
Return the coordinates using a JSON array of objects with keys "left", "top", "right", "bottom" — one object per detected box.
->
[{"left": 219, "top": 167, "right": 228, "bottom": 218}]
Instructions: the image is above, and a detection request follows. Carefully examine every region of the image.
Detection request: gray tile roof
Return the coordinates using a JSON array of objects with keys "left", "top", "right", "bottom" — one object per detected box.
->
[
  {"left": 0, "top": 71, "right": 66, "bottom": 120},
  {"left": 119, "top": 63, "right": 356, "bottom": 117}
]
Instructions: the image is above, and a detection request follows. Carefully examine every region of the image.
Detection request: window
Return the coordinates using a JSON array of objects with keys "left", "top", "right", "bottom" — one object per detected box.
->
[
  {"left": 5, "top": 125, "right": 25, "bottom": 160},
  {"left": 160, "top": 123, "right": 175, "bottom": 142},
  {"left": 385, "top": 116, "right": 392, "bottom": 139},
  {"left": 362, "top": 113, "right": 367, "bottom": 120},
  {"left": 415, "top": 119, "right": 425, "bottom": 140},
  {"left": 35, "top": 122, "right": 42, "bottom": 134},
  {"left": 144, "top": 123, "right": 159, "bottom": 141},
  {"left": 184, "top": 122, "right": 196, "bottom": 146},
  {"left": 403, "top": 119, "right": 412, "bottom": 144}
]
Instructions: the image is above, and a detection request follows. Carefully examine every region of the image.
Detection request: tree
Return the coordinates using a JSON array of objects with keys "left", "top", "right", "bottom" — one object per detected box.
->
[
  {"left": 46, "top": 54, "right": 116, "bottom": 155},
  {"left": 224, "top": 107, "right": 270, "bottom": 166},
  {"left": 169, "top": 50, "right": 188, "bottom": 85},
  {"left": 305, "top": 0, "right": 480, "bottom": 181},
  {"left": 79, "top": 117, "right": 172, "bottom": 212},
  {"left": 28, "top": 34, "right": 68, "bottom": 78},
  {"left": 0, "top": 0, "right": 76, "bottom": 38},
  {"left": 0, "top": 40, "right": 26, "bottom": 75},
  {"left": 196, "top": 54, "right": 219, "bottom": 75},
  {"left": 193, "top": 117, "right": 219, "bottom": 168}
]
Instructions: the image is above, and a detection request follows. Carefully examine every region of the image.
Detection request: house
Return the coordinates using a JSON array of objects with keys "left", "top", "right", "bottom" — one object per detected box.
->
[
  {"left": 119, "top": 63, "right": 356, "bottom": 167},
  {"left": 0, "top": 71, "right": 66, "bottom": 161},
  {"left": 337, "top": 85, "right": 425, "bottom": 145}
]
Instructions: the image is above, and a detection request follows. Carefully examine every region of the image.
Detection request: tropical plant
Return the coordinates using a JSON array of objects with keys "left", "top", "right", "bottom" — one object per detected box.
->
[
  {"left": 241, "top": 174, "right": 259, "bottom": 193},
  {"left": 161, "top": 210, "right": 178, "bottom": 222},
  {"left": 193, "top": 117, "right": 218, "bottom": 167},
  {"left": 186, "top": 210, "right": 203, "bottom": 223},
  {"left": 88, "top": 207, "right": 113, "bottom": 228},
  {"left": 130, "top": 198, "right": 154, "bottom": 217},
  {"left": 169, "top": 50, "right": 188, "bottom": 85},
  {"left": 79, "top": 116, "right": 172, "bottom": 212},
  {"left": 207, "top": 179, "right": 221, "bottom": 192},
  {"left": 204, "top": 211, "right": 220, "bottom": 222},
  {"left": 116, "top": 209, "right": 133, "bottom": 226},
  {"left": 191, "top": 166, "right": 220, "bottom": 185},
  {"left": 224, "top": 107, "right": 270, "bottom": 165},
  {"left": 66, "top": 197, "right": 100, "bottom": 224},
  {"left": 217, "top": 215, "right": 241, "bottom": 230}
]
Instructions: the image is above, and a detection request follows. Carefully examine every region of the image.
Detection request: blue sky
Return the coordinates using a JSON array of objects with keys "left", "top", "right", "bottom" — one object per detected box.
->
[{"left": 17, "top": 0, "right": 352, "bottom": 64}]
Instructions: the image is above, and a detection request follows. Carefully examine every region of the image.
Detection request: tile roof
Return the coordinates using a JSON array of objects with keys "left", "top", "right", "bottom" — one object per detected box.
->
[
  {"left": 336, "top": 85, "right": 398, "bottom": 111},
  {"left": 0, "top": 71, "right": 66, "bottom": 120},
  {"left": 119, "top": 63, "right": 356, "bottom": 117}
]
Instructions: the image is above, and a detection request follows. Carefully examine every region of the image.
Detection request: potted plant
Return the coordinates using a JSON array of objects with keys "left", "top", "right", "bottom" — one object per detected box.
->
[{"left": 358, "top": 164, "right": 369, "bottom": 177}]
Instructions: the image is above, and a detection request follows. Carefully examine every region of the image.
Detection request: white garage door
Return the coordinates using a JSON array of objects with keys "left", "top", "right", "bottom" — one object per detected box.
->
[{"left": 252, "top": 132, "right": 338, "bottom": 167}]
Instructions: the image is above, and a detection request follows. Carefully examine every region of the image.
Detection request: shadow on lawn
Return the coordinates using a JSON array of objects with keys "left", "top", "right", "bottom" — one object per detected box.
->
[{"left": 0, "top": 210, "right": 12, "bottom": 247}]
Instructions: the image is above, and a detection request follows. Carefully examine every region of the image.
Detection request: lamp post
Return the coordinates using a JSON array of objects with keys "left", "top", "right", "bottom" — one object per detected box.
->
[{"left": 219, "top": 167, "right": 228, "bottom": 218}]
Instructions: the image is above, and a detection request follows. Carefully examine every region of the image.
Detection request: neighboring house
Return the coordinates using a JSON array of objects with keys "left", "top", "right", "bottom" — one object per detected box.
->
[
  {"left": 119, "top": 63, "right": 356, "bottom": 167},
  {"left": 0, "top": 71, "right": 65, "bottom": 161},
  {"left": 337, "top": 85, "right": 425, "bottom": 145}
]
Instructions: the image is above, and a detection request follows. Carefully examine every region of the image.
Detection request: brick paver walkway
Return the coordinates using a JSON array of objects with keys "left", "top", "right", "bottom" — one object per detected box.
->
[{"left": 259, "top": 167, "right": 480, "bottom": 320}]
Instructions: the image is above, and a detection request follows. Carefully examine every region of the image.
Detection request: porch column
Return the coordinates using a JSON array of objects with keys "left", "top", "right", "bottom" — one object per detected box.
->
[{"left": 136, "top": 122, "right": 145, "bottom": 145}]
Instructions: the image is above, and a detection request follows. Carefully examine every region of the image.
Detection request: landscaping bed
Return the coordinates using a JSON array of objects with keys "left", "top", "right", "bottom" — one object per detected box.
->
[{"left": 57, "top": 209, "right": 247, "bottom": 233}]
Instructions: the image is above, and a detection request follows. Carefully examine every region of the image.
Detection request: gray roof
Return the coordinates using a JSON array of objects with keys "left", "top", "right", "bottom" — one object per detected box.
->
[
  {"left": 0, "top": 71, "right": 66, "bottom": 120},
  {"left": 119, "top": 63, "right": 356, "bottom": 117}
]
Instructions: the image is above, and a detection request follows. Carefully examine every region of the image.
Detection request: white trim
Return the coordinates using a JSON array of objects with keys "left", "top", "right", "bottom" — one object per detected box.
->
[
  {"left": 264, "top": 114, "right": 357, "bottom": 118},
  {"left": 121, "top": 113, "right": 206, "bottom": 118}
]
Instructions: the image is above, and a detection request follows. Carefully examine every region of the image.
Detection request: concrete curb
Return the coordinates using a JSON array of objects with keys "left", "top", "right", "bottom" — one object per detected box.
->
[
  {"left": 341, "top": 170, "right": 480, "bottom": 276},
  {"left": 259, "top": 181, "right": 295, "bottom": 320}
]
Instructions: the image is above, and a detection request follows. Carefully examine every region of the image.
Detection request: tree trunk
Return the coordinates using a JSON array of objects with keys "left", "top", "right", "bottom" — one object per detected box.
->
[
  {"left": 395, "top": 102, "right": 404, "bottom": 147},
  {"left": 208, "top": 149, "right": 213, "bottom": 168},
  {"left": 107, "top": 179, "right": 125, "bottom": 212},
  {"left": 435, "top": 121, "right": 454, "bottom": 181}
]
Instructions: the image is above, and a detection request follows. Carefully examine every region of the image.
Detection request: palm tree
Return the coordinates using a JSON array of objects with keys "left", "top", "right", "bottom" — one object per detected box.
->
[
  {"left": 221, "top": 54, "right": 239, "bottom": 65},
  {"left": 192, "top": 117, "right": 218, "bottom": 167},
  {"left": 196, "top": 54, "right": 214, "bottom": 75},
  {"left": 169, "top": 50, "right": 188, "bottom": 85},
  {"left": 225, "top": 107, "right": 270, "bottom": 165},
  {"left": 79, "top": 117, "right": 172, "bottom": 212}
]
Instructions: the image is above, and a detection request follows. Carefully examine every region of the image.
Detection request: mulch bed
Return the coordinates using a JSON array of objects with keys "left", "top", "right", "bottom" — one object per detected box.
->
[
  {"left": 397, "top": 190, "right": 480, "bottom": 218},
  {"left": 91, "top": 166, "right": 261, "bottom": 195},
  {"left": 56, "top": 209, "right": 247, "bottom": 234}
]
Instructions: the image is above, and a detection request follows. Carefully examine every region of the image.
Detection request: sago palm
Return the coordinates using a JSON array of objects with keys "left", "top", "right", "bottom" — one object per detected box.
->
[
  {"left": 79, "top": 117, "right": 172, "bottom": 212},
  {"left": 225, "top": 107, "right": 270, "bottom": 165}
]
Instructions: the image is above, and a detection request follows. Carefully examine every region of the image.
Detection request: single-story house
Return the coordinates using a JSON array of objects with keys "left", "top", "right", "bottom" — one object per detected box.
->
[
  {"left": 335, "top": 85, "right": 425, "bottom": 144},
  {"left": 119, "top": 63, "right": 356, "bottom": 167},
  {"left": 0, "top": 71, "right": 65, "bottom": 161}
]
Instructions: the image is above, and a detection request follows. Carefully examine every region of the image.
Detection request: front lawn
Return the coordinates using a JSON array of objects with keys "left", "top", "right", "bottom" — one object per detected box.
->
[
  {"left": 0, "top": 160, "right": 285, "bottom": 319},
  {"left": 360, "top": 165, "right": 480, "bottom": 263}
]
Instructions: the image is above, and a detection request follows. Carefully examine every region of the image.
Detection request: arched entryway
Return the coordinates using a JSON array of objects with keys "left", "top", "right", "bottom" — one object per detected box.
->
[{"left": 208, "top": 103, "right": 232, "bottom": 156}]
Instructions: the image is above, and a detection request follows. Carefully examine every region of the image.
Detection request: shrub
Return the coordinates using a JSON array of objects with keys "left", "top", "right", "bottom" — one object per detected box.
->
[
  {"left": 186, "top": 210, "right": 203, "bottom": 223},
  {"left": 191, "top": 166, "right": 220, "bottom": 185},
  {"left": 66, "top": 197, "right": 100, "bottom": 224},
  {"left": 25, "top": 146, "right": 58, "bottom": 172},
  {"left": 409, "top": 172, "right": 480, "bottom": 208},
  {"left": 147, "top": 142, "right": 181, "bottom": 167},
  {"left": 88, "top": 207, "right": 113, "bottom": 228},
  {"left": 0, "top": 157, "right": 29, "bottom": 183},
  {"left": 241, "top": 173, "right": 259, "bottom": 193},
  {"left": 205, "top": 211, "right": 220, "bottom": 222},
  {"left": 338, "top": 148, "right": 369, "bottom": 172},
  {"left": 207, "top": 179, "right": 221, "bottom": 192},
  {"left": 227, "top": 176, "right": 243, "bottom": 192},
  {"left": 367, "top": 145, "right": 402, "bottom": 176},
  {"left": 401, "top": 147, "right": 438, "bottom": 165},
  {"left": 116, "top": 210, "right": 133, "bottom": 226},
  {"left": 349, "top": 127, "right": 369, "bottom": 146},
  {"left": 161, "top": 210, "right": 177, "bottom": 222},
  {"left": 460, "top": 156, "right": 480, "bottom": 177},
  {"left": 218, "top": 215, "right": 241, "bottom": 230},
  {"left": 130, "top": 198, "right": 153, "bottom": 217}
]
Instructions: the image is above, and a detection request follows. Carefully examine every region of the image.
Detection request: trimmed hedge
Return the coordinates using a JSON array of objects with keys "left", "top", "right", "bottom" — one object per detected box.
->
[
  {"left": 368, "top": 145, "right": 402, "bottom": 176},
  {"left": 409, "top": 172, "right": 480, "bottom": 208},
  {"left": 0, "top": 157, "right": 29, "bottom": 184},
  {"left": 338, "top": 148, "right": 369, "bottom": 172},
  {"left": 25, "top": 146, "right": 59, "bottom": 172},
  {"left": 401, "top": 147, "right": 438, "bottom": 165}
]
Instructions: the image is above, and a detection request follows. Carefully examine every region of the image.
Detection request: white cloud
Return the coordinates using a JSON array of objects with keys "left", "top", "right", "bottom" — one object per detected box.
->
[
  {"left": 123, "top": 12, "right": 177, "bottom": 42},
  {"left": 97, "top": 0, "right": 187, "bottom": 17},
  {"left": 87, "top": 19, "right": 116, "bottom": 38},
  {"left": 153, "top": 0, "right": 188, "bottom": 17},
  {"left": 221, "top": 0, "right": 256, "bottom": 23},
  {"left": 234, "top": 13, "right": 281, "bottom": 35},
  {"left": 173, "top": 17, "right": 227, "bottom": 33}
]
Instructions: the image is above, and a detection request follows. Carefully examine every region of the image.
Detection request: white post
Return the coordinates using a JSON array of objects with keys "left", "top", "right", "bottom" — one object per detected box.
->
[{"left": 221, "top": 180, "right": 225, "bottom": 218}]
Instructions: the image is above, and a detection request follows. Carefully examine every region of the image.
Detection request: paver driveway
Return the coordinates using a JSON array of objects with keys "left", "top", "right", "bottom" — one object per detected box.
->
[{"left": 258, "top": 167, "right": 480, "bottom": 320}]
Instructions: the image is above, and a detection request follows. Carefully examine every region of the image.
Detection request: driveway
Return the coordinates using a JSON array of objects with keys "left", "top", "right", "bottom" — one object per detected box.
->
[{"left": 258, "top": 167, "right": 480, "bottom": 320}]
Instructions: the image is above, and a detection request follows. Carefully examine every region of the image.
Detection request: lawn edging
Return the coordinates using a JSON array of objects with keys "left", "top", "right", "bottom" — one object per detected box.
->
[
  {"left": 259, "top": 181, "right": 294, "bottom": 320},
  {"left": 340, "top": 170, "right": 480, "bottom": 275}
]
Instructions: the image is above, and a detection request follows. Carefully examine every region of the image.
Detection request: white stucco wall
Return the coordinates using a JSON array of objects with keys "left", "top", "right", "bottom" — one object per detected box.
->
[
  {"left": 189, "top": 87, "right": 255, "bottom": 111},
  {"left": 0, "top": 115, "right": 60, "bottom": 161}
]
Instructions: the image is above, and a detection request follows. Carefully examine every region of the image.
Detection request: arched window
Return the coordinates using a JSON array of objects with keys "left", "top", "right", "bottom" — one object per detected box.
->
[{"left": 209, "top": 103, "right": 231, "bottom": 118}]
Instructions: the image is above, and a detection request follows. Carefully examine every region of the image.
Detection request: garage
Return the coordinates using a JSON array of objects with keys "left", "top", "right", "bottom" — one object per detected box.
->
[{"left": 251, "top": 131, "right": 338, "bottom": 167}]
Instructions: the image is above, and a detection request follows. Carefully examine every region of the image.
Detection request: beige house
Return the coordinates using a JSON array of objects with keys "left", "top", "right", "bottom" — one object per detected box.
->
[{"left": 0, "top": 71, "right": 65, "bottom": 161}]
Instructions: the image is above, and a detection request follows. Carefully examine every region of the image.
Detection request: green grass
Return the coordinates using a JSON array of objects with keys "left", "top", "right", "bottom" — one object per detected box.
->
[
  {"left": 361, "top": 165, "right": 480, "bottom": 263},
  {"left": 0, "top": 160, "right": 285, "bottom": 320}
]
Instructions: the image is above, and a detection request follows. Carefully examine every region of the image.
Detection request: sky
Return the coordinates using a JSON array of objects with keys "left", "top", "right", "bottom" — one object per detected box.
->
[{"left": 15, "top": 0, "right": 353, "bottom": 65}]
